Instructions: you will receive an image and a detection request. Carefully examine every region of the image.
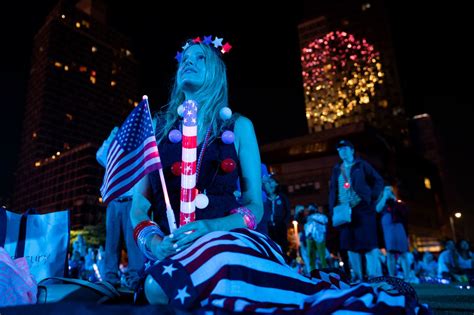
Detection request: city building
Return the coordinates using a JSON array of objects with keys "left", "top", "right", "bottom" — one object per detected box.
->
[{"left": 12, "top": 0, "right": 140, "bottom": 229}]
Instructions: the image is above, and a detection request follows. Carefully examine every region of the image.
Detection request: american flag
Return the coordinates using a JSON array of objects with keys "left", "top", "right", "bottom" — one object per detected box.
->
[
  {"left": 100, "top": 98, "right": 162, "bottom": 204},
  {"left": 147, "top": 228, "right": 418, "bottom": 313}
]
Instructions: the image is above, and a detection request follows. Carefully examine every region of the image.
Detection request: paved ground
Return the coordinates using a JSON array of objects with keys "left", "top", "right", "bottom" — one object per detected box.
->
[{"left": 414, "top": 283, "right": 474, "bottom": 314}]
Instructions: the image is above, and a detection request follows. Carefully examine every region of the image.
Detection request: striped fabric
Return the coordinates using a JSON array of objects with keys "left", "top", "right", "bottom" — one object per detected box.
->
[
  {"left": 180, "top": 100, "right": 198, "bottom": 226},
  {"left": 147, "top": 229, "right": 426, "bottom": 314}
]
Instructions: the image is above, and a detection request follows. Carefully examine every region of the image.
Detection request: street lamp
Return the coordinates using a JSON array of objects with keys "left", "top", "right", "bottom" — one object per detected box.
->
[{"left": 449, "top": 212, "right": 462, "bottom": 242}]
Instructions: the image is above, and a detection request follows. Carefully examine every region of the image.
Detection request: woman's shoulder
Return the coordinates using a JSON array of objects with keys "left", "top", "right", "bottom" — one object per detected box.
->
[
  {"left": 233, "top": 114, "right": 252, "bottom": 128},
  {"left": 233, "top": 114, "right": 256, "bottom": 136}
]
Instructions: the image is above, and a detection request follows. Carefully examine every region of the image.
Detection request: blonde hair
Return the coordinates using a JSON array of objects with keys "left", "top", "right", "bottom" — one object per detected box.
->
[{"left": 155, "top": 42, "right": 233, "bottom": 144}]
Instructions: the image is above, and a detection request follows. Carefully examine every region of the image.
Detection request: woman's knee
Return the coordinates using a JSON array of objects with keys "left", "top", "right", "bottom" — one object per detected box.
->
[{"left": 144, "top": 274, "right": 169, "bottom": 304}]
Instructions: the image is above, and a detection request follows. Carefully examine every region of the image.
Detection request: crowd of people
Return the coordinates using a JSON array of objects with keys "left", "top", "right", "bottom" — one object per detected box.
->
[
  {"left": 289, "top": 201, "right": 473, "bottom": 284},
  {"left": 68, "top": 235, "right": 105, "bottom": 282}
]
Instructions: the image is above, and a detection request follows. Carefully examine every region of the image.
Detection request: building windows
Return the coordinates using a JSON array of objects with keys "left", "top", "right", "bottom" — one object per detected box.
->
[
  {"left": 424, "top": 178, "right": 432, "bottom": 190},
  {"left": 90, "top": 70, "right": 96, "bottom": 84}
]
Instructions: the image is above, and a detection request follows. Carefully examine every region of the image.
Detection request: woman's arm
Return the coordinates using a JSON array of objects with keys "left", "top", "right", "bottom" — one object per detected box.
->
[
  {"left": 131, "top": 174, "right": 177, "bottom": 260},
  {"left": 235, "top": 116, "right": 264, "bottom": 223}
]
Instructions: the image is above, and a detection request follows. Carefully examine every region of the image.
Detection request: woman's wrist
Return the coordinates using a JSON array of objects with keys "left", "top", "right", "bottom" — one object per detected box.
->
[
  {"left": 230, "top": 206, "right": 256, "bottom": 230},
  {"left": 134, "top": 220, "right": 165, "bottom": 261}
]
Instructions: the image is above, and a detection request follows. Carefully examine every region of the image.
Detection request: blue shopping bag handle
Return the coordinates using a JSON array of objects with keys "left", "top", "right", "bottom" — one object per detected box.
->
[
  {"left": 14, "top": 208, "right": 37, "bottom": 259},
  {"left": 0, "top": 207, "right": 6, "bottom": 247}
]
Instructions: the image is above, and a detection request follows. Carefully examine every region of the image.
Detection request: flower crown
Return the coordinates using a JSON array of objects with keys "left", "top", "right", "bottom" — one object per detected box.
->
[{"left": 175, "top": 35, "right": 232, "bottom": 62}]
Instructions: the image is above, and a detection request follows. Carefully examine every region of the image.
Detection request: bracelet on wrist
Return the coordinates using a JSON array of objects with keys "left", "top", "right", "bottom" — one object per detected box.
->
[{"left": 230, "top": 206, "right": 257, "bottom": 230}]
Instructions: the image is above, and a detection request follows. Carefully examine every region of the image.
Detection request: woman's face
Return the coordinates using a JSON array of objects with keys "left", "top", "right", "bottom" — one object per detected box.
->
[{"left": 178, "top": 45, "right": 207, "bottom": 92}]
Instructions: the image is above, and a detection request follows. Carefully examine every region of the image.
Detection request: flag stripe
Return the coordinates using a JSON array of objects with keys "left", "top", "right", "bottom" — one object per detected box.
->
[
  {"left": 181, "top": 148, "right": 196, "bottom": 163},
  {"left": 180, "top": 187, "right": 197, "bottom": 203},
  {"left": 182, "top": 135, "right": 197, "bottom": 149},
  {"left": 104, "top": 137, "right": 157, "bottom": 186},
  {"left": 182, "top": 125, "right": 197, "bottom": 136},
  {"left": 180, "top": 201, "right": 196, "bottom": 214},
  {"left": 104, "top": 140, "right": 159, "bottom": 187},
  {"left": 103, "top": 153, "right": 161, "bottom": 201},
  {"left": 104, "top": 162, "right": 161, "bottom": 203},
  {"left": 107, "top": 140, "right": 120, "bottom": 166},
  {"left": 180, "top": 176, "right": 196, "bottom": 190},
  {"left": 101, "top": 144, "right": 159, "bottom": 194},
  {"left": 181, "top": 161, "right": 196, "bottom": 175}
]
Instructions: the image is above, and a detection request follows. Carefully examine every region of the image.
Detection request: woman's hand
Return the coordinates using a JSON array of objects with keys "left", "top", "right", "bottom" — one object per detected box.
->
[
  {"left": 150, "top": 234, "right": 178, "bottom": 261},
  {"left": 170, "top": 220, "right": 215, "bottom": 252}
]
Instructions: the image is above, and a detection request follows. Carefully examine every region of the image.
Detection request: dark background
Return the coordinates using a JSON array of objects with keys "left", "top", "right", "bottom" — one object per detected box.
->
[{"left": 1, "top": 1, "right": 472, "bottom": 217}]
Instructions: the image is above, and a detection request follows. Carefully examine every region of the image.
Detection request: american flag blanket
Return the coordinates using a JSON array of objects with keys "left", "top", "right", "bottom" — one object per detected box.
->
[{"left": 147, "top": 228, "right": 430, "bottom": 314}]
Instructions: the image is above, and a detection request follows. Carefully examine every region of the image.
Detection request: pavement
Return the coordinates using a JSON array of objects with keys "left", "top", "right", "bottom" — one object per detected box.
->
[{"left": 414, "top": 283, "right": 474, "bottom": 314}]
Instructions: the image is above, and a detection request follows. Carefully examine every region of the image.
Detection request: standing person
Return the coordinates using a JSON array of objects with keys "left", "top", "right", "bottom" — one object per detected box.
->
[
  {"left": 262, "top": 174, "right": 291, "bottom": 255},
  {"left": 294, "top": 204, "right": 310, "bottom": 274},
  {"left": 97, "top": 128, "right": 145, "bottom": 290},
  {"left": 305, "top": 203, "right": 328, "bottom": 270},
  {"left": 329, "top": 139, "right": 384, "bottom": 282},
  {"left": 376, "top": 185, "right": 410, "bottom": 280},
  {"left": 128, "top": 35, "right": 426, "bottom": 313}
]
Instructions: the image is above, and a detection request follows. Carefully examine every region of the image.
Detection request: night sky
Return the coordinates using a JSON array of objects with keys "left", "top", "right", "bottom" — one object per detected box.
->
[{"left": 1, "top": 1, "right": 472, "bottom": 219}]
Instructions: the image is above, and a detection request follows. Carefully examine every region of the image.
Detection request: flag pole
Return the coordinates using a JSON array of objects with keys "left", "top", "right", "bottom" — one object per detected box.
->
[{"left": 142, "top": 95, "right": 177, "bottom": 232}]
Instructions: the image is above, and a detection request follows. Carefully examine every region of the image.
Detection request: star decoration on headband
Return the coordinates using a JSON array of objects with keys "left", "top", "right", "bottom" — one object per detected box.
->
[{"left": 175, "top": 35, "right": 232, "bottom": 62}]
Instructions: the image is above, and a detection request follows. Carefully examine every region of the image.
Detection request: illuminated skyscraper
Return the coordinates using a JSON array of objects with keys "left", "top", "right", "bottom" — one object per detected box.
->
[{"left": 12, "top": 0, "right": 140, "bottom": 228}]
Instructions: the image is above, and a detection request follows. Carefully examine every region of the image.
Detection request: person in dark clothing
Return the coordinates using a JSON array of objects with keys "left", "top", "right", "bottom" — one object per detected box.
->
[
  {"left": 262, "top": 174, "right": 291, "bottom": 255},
  {"left": 329, "top": 140, "right": 384, "bottom": 282}
]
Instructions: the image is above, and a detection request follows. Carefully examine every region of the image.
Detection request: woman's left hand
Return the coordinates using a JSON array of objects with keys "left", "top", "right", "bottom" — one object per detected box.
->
[{"left": 171, "top": 220, "right": 215, "bottom": 252}]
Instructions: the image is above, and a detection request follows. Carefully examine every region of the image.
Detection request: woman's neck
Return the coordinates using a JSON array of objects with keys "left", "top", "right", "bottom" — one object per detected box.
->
[{"left": 183, "top": 89, "right": 198, "bottom": 101}]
